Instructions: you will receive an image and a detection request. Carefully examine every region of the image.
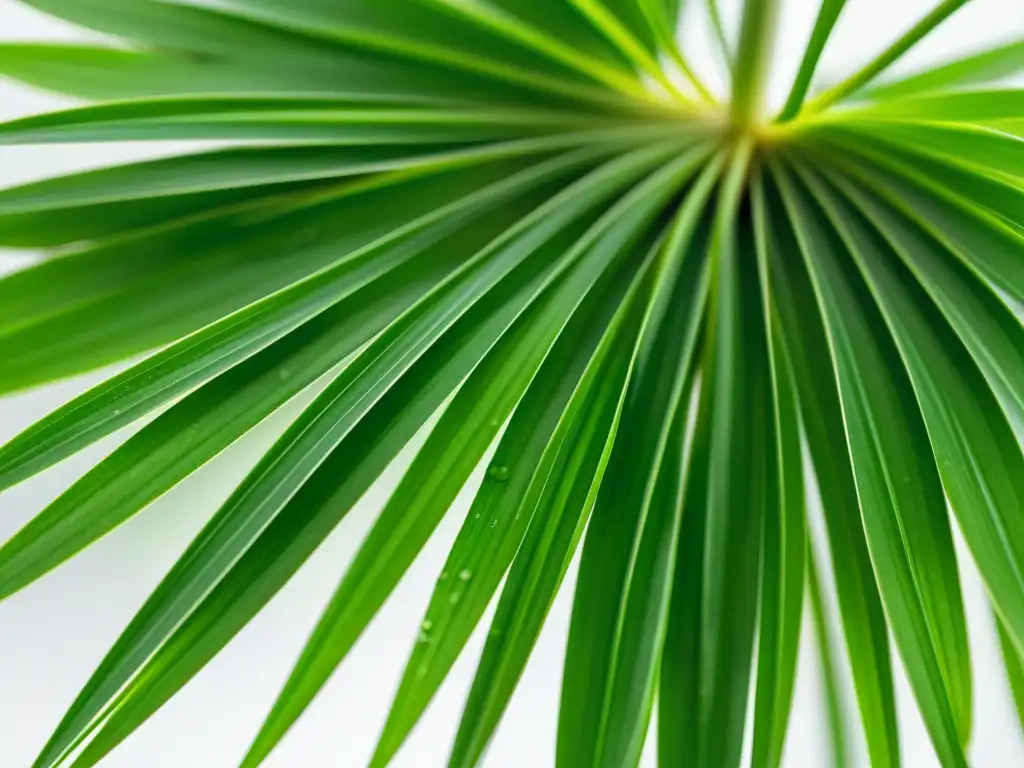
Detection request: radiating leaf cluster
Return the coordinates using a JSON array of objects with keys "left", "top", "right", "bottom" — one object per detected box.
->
[{"left": 0, "top": 0, "right": 1023, "bottom": 766}]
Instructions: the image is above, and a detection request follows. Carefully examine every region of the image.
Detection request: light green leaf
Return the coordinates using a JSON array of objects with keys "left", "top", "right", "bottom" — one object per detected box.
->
[
  {"left": 0, "top": 98, "right": 608, "bottom": 145},
  {"left": 731, "top": 0, "right": 778, "bottom": 124},
  {"left": 997, "top": 612, "right": 1024, "bottom": 729},
  {"left": 0, "top": 144, "right": 516, "bottom": 214},
  {"left": 407, "top": 0, "right": 650, "bottom": 97},
  {"left": 805, "top": 140, "right": 1024, "bottom": 305},
  {"left": 807, "top": 0, "right": 974, "bottom": 111},
  {"left": 563, "top": 0, "right": 678, "bottom": 98},
  {"left": 862, "top": 39, "right": 1024, "bottom": 100},
  {"left": 808, "top": 129, "right": 1024, "bottom": 228},
  {"left": 815, "top": 121, "right": 1024, "bottom": 180},
  {"left": 777, "top": 0, "right": 849, "bottom": 121},
  {"left": 844, "top": 88, "right": 1024, "bottom": 122}
]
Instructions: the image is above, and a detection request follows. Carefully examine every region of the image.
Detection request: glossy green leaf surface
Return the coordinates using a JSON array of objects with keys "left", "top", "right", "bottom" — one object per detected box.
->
[
  {"left": 778, "top": 162, "right": 970, "bottom": 765},
  {"left": 1, "top": 2, "right": 1023, "bottom": 766}
]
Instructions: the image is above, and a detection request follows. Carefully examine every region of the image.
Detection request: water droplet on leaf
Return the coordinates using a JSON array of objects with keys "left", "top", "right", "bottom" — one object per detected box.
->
[{"left": 488, "top": 464, "right": 510, "bottom": 482}]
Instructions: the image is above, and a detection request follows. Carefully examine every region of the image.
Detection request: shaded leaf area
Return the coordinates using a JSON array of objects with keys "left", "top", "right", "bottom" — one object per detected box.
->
[{"left": 0, "top": 1, "right": 1022, "bottom": 767}]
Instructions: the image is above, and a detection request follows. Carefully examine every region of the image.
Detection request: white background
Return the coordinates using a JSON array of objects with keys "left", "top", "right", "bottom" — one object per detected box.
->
[{"left": 1, "top": 0, "right": 1024, "bottom": 766}]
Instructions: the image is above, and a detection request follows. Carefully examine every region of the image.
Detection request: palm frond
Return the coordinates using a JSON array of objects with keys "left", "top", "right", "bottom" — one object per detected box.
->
[{"left": 1, "top": 0, "right": 1023, "bottom": 766}]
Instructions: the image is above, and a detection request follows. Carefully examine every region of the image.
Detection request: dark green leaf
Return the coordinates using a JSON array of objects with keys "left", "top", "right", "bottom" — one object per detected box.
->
[
  {"left": 372, "top": 146, "right": 715, "bottom": 768},
  {"left": 760, "top": 167, "right": 900, "bottom": 768},
  {"left": 0, "top": 147, "right": 608, "bottom": 481},
  {"left": 0, "top": 228, "right": 475, "bottom": 600},
  {"left": 447, "top": 250, "right": 651, "bottom": 768},
  {"left": 777, "top": 162, "right": 970, "bottom": 766},
  {"left": 697, "top": 142, "right": 769, "bottom": 768},
  {"left": 30, "top": 142, "right": 697, "bottom": 768},
  {"left": 750, "top": 167, "right": 807, "bottom": 768},
  {"left": 557, "top": 154, "right": 720, "bottom": 768},
  {"left": 819, "top": 169, "right": 1024, "bottom": 651}
]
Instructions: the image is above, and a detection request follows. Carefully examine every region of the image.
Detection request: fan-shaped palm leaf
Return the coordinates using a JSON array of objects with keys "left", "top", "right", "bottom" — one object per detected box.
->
[{"left": 1, "top": 0, "right": 1023, "bottom": 766}]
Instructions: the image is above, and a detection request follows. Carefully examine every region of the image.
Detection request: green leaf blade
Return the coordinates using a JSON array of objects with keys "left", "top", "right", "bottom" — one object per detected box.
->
[
  {"left": 777, "top": 162, "right": 971, "bottom": 766},
  {"left": 760, "top": 164, "right": 901, "bottom": 768}
]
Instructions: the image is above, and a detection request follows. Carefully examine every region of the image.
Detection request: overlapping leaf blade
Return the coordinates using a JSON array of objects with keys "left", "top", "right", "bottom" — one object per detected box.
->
[
  {"left": 760, "top": 169, "right": 900, "bottom": 768},
  {"left": 1, "top": 1, "right": 1023, "bottom": 766},
  {"left": 750, "top": 168, "right": 807, "bottom": 768},
  {"left": 448, "top": 253, "right": 651, "bottom": 768},
  {"left": 373, "top": 146, "right": 714, "bottom": 768},
  {"left": 557, "top": 154, "right": 720, "bottom": 768},
  {"left": 777, "top": 161, "right": 971, "bottom": 766},
  {"left": 28, "top": 142, "right": 693, "bottom": 768},
  {"left": 696, "top": 142, "right": 770, "bottom": 768},
  {"left": 862, "top": 39, "right": 1024, "bottom": 100},
  {"left": 0, "top": 213, "right": 504, "bottom": 600},
  {"left": 0, "top": 147, "right": 605, "bottom": 480},
  {"left": 819, "top": 168, "right": 1024, "bottom": 649}
]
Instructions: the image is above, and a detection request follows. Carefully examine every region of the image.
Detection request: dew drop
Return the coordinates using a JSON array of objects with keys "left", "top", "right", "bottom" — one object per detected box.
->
[
  {"left": 490, "top": 519, "right": 498, "bottom": 529},
  {"left": 488, "top": 464, "right": 510, "bottom": 482},
  {"left": 449, "top": 591, "right": 461, "bottom": 605},
  {"left": 439, "top": 570, "right": 449, "bottom": 581},
  {"left": 417, "top": 664, "right": 429, "bottom": 678},
  {"left": 458, "top": 569, "right": 472, "bottom": 582},
  {"left": 421, "top": 619, "right": 433, "bottom": 631}
]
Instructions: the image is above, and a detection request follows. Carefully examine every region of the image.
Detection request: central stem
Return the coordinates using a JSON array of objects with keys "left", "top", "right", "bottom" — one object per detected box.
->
[{"left": 731, "top": 0, "right": 780, "bottom": 129}]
